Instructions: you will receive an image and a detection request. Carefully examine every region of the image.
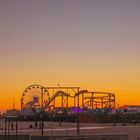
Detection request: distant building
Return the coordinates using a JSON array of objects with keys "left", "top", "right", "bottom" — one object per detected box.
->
[
  {"left": 119, "top": 105, "right": 140, "bottom": 113},
  {"left": 4, "top": 109, "right": 21, "bottom": 117}
]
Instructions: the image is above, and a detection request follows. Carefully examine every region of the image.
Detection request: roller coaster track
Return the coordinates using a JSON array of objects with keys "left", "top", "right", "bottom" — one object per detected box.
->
[
  {"left": 21, "top": 84, "right": 116, "bottom": 111},
  {"left": 43, "top": 90, "right": 88, "bottom": 110},
  {"left": 43, "top": 90, "right": 72, "bottom": 110}
]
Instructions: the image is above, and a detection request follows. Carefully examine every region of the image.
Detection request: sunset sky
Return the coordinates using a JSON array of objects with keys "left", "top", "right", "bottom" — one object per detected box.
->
[{"left": 0, "top": 0, "right": 140, "bottom": 111}]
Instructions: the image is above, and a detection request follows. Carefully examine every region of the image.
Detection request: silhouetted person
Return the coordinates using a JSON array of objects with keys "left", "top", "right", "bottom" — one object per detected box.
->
[
  {"left": 35, "top": 122, "right": 38, "bottom": 128},
  {"left": 29, "top": 124, "right": 33, "bottom": 129},
  {"left": 39, "top": 122, "right": 44, "bottom": 129},
  {"left": 11, "top": 123, "right": 14, "bottom": 130},
  {"left": 39, "top": 122, "right": 41, "bottom": 129}
]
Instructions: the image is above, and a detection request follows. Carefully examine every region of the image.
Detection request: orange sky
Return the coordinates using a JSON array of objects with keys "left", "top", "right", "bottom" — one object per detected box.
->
[{"left": 0, "top": 1, "right": 140, "bottom": 111}]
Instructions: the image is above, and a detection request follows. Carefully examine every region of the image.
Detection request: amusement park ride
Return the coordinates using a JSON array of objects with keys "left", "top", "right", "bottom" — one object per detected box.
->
[
  {"left": 4, "top": 84, "right": 140, "bottom": 126},
  {"left": 21, "top": 84, "right": 116, "bottom": 115}
]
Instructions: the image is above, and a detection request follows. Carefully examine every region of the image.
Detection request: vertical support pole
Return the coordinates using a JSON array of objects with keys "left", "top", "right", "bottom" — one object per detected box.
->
[
  {"left": 66, "top": 88, "right": 68, "bottom": 109},
  {"left": 109, "top": 94, "right": 111, "bottom": 108},
  {"left": 53, "top": 89, "right": 55, "bottom": 109},
  {"left": 101, "top": 97, "right": 103, "bottom": 108},
  {"left": 7, "top": 118, "right": 10, "bottom": 140},
  {"left": 40, "top": 87, "right": 44, "bottom": 136},
  {"left": 4, "top": 118, "right": 7, "bottom": 140},
  {"left": 15, "top": 118, "right": 18, "bottom": 140},
  {"left": 74, "top": 97, "right": 76, "bottom": 108},
  {"left": 92, "top": 93, "right": 94, "bottom": 109},
  {"left": 54, "top": 98, "right": 55, "bottom": 109},
  {"left": 89, "top": 99, "right": 91, "bottom": 107},
  {"left": 41, "top": 117, "right": 44, "bottom": 136},
  {"left": 62, "top": 93, "right": 64, "bottom": 108},
  {"left": 82, "top": 93, "right": 84, "bottom": 108},
  {"left": 21, "top": 99, "right": 22, "bottom": 111},
  {"left": 114, "top": 95, "right": 116, "bottom": 109},
  {"left": 41, "top": 87, "right": 44, "bottom": 112},
  {"left": 78, "top": 95, "right": 79, "bottom": 109},
  {"left": 66, "top": 115, "right": 68, "bottom": 137},
  {"left": 77, "top": 88, "right": 80, "bottom": 136},
  {"left": 77, "top": 116, "right": 80, "bottom": 135},
  {"left": 66, "top": 96, "right": 68, "bottom": 109},
  {"left": 51, "top": 115, "right": 54, "bottom": 138}
]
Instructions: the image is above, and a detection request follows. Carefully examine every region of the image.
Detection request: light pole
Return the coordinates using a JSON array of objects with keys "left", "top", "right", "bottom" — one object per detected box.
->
[
  {"left": 40, "top": 87, "right": 48, "bottom": 135},
  {"left": 15, "top": 118, "right": 18, "bottom": 140},
  {"left": 40, "top": 115, "right": 44, "bottom": 136},
  {"left": 4, "top": 117, "right": 7, "bottom": 140}
]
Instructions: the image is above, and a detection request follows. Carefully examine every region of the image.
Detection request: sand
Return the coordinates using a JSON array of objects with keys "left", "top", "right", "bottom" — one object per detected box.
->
[{"left": 0, "top": 121, "right": 140, "bottom": 140}]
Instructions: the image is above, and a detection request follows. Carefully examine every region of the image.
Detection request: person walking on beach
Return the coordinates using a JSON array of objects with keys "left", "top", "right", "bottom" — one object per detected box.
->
[{"left": 35, "top": 121, "right": 38, "bottom": 129}]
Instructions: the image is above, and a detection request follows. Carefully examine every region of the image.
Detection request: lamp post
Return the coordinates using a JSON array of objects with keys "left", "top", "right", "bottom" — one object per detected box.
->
[
  {"left": 15, "top": 118, "right": 18, "bottom": 140},
  {"left": 39, "top": 114, "right": 44, "bottom": 136},
  {"left": 7, "top": 118, "right": 10, "bottom": 140},
  {"left": 40, "top": 87, "right": 48, "bottom": 135},
  {"left": 40, "top": 87, "right": 50, "bottom": 136},
  {"left": 4, "top": 117, "right": 7, "bottom": 140},
  {"left": 77, "top": 89, "right": 80, "bottom": 136},
  {"left": 5, "top": 116, "right": 18, "bottom": 140},
  {"left": 41, "top": 87, "right": 44, "bottom": 113}
]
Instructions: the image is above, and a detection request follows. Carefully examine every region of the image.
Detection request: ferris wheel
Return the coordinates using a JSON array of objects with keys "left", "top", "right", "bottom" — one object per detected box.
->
[{"left": 21, "top": 84, "right": 50, "bottom": 110}]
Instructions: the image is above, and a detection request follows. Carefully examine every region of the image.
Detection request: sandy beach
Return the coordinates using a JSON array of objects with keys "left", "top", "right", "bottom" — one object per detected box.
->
[{"left": 0, "top": 122, "right": 140, "bottom": 140}]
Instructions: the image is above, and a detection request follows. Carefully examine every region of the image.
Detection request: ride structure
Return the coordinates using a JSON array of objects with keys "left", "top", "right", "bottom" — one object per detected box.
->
[{"left": 21, "top": 84, "right": 116, "bottom": 114}]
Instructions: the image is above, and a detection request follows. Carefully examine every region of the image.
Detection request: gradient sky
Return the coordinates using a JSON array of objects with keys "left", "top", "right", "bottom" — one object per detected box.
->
[{"left": 0, "top": 0, "right": 140, "bottom": 111}]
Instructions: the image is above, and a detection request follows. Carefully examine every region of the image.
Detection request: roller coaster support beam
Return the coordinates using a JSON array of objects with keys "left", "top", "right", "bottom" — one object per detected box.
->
[
  {"left": 109, "top": 94, "right": 111, "bottom": 108},
  {"left": 101, "top": 97, "right": 103, "bottom": 108},
  {"left": 82, "top": 93, "right": 84, "bottom": 108},
  {"left": 62, "top": 93, "right": 64, "bottom": 108},
  {"left": 4, "top": 117, "right": 7, "bottom": 140},
  {"left": 92, "top": 93, "right": 94, "bottom": 109},
  {"left": 114, "top": 95, "right": 116, "bottom": 109},
  {"left": 66, "top": 96, "right": 68, "bottom": 108},
  {"left": 74, "top": 97, "right": 76, "bottom": 108}
]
